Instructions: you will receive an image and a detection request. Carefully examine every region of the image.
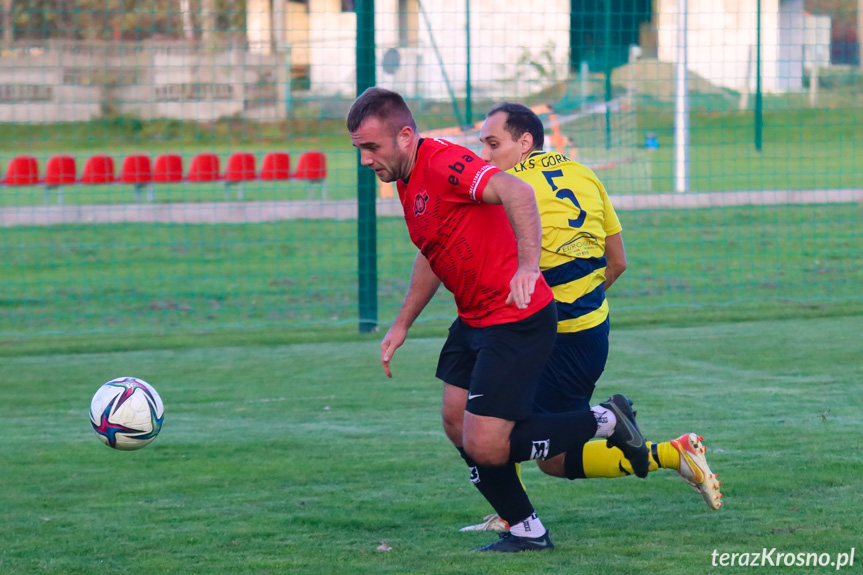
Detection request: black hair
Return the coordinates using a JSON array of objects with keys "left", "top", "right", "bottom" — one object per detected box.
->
[{"left": 486, "top": 101, "right": 544, "bottom": 151}]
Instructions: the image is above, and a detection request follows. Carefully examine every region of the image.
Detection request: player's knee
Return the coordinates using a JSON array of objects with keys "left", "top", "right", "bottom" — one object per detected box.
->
[
  {"left": 462, "top": 435, "right": 509, "bottom": 466},
  {"left": 441, "top": 385, "right": 468, "bottom": 446},
  {"left": 441, "top": 411, "right": 463, "bottom": 446}
]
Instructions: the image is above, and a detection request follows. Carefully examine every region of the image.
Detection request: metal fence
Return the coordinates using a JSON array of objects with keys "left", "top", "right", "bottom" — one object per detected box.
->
[{"left": 1, "top": 0, "right": 861, "bottom": 337}]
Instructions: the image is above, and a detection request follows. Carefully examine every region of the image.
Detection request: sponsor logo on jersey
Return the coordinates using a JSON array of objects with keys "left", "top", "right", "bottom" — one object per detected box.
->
[
  {"left": 557, "top": 232, "right": 600, "bottom": 257},
  {"left": 413, "top": 192, "right": 430, "bottom": 216}
]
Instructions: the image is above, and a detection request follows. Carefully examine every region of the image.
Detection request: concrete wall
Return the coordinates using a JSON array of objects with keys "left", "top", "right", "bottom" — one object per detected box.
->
[
  {"left": 122, "top": 51, "right": 288, "bottom": 121},
  {"left": 0, "top": 44, "right": 287, "bottom": 123},
  {"left": 0, "top": 51, "right": 105, "bottom": 122}
]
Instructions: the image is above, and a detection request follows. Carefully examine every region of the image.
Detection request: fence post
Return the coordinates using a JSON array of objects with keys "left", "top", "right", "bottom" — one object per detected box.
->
[
  {"left": 755, "top": 0, "right": 763, "bottom": 152},
  {"left": 604, "top": 0, "right": 612, "bottom": 150},
  {"left": 356, "top": 0, "right": 378, "bottom": 333},
  {"left": 674, "top": 0, "right": 689, "bottom": 193},
  {"left": 859, "top": 0, "right": 863, "bottom": 72},
  {"left": 465, "top": 0, "right": 472, "bottom": 127}
]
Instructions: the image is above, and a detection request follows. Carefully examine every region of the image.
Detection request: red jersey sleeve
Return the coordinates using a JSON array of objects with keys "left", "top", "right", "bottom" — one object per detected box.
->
[{"left": 425, "top": 141, "right": 500, "bottom": 204}]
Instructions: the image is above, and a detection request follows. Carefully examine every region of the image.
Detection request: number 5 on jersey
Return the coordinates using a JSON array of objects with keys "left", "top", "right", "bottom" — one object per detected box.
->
[{"left": 543, "top": 169, "right": 586, "bottom": 228}]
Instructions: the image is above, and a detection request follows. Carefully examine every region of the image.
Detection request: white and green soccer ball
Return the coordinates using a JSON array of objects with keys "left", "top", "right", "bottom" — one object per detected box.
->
[{"left": 89, "top": 377, "right": 165, "bottom": 451}]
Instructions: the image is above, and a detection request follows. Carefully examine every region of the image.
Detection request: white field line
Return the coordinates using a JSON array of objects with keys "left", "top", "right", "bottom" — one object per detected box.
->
[{"left": 1, "top": 189, "right": 860, "bottom": 227}]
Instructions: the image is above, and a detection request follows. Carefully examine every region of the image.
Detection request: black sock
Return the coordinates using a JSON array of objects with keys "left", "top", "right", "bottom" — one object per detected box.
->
[
  {"left": 564, "top": 440, "right": 591, "bottom": 479},
  {"left": 508, "top": 410, "right": 598, "bottom": 463},
  {"left": 457, "top": 447, "right": 534, "bottom": 526}
]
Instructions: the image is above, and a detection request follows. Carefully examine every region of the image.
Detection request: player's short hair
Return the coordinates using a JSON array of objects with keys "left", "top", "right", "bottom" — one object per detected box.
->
[
  {"left": 486, "top": 102, "right": 544, "bottom": 152},
  {"left": 347, "top": 87, "right": 417, "bottom": 135}
]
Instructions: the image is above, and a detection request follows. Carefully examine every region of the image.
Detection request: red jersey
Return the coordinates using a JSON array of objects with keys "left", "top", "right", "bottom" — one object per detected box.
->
[{"left": 396, "top": 138, "right": 553, "bottom": 327}]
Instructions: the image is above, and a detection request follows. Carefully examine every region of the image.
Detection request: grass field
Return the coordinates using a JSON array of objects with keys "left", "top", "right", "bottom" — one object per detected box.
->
[
  {"left": 2, "top": 202, "right": 862, "bottom": 339},
  {"left": 1, "top": 314, "right": 861, "bottom": 574},
  {"left": 641, "top": 108, "right": 863, "bottom": 192},
  {"left": 0, "top": 107, "right": 860, "bottom": 206}
]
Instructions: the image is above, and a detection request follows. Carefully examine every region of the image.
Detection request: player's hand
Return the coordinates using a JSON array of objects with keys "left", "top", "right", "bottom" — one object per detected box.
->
[
  {"left": 505, "top": 266, "right": 540, "bottom": 309},
  {"left": 380, "top": 324, "right": 408, "bottom": 378}
]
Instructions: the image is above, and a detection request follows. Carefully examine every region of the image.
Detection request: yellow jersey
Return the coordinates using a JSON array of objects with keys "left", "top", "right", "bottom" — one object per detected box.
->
[{"left": 508, "top": 151, "right": 622, "bottom": 333}]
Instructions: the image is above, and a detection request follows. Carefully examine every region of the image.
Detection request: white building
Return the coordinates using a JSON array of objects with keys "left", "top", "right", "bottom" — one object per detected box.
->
[
  {"left": 655, "top": 0, "right": 831, "bottom": 93},
  {"left": 247, "top": 0, "right": 570, "bottom": 100}
]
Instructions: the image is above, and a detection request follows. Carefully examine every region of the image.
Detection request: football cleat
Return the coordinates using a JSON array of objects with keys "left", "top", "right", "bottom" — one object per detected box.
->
[
  {"left": 472, "top": 531, "right": 554, "bottom": 552},
  {"left": 599, "top": 394, "right": 650, "bottom": 478},
  {"left": 459, "top": 513, "right": 509, "bottom": 532},
  {"left": 671, "top": 433, "right": 723, "bottom": 510}
]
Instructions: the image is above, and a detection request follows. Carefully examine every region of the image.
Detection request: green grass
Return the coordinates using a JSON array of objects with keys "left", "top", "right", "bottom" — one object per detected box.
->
[
  {"left": 0, "top": 107, "right": 861, "bottom": 204},
  {"left": 1, "top": 315, "right": 861, "bottom": 574},
  {"left": 639, "top": 108, "right": 863, "bottom": 192},
  {"left": 2, "top": 203, "right": 861, "bottom": 340}
]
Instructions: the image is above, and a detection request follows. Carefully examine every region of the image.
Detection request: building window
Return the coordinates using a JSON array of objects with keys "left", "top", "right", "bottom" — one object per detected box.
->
[{"left": 341, "top": 0, "right": 355, "bottom": 12}]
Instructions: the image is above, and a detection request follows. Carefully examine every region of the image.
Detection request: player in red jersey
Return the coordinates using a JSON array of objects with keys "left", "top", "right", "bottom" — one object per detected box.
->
[{"left": 348, "top": 87, "right": 649, "bottom": 552}]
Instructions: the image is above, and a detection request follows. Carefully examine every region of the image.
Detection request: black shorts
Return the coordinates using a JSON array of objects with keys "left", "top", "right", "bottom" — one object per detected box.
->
[
  {"left": 532, "top": 317, "right": 610, "bottom": 414},
  {"left": 435, "top": 301, "right": 557, "bottom": 421}
]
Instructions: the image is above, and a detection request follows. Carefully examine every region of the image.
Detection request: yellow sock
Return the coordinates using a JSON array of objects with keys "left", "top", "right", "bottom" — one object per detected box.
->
[
  {"left": 654, "top": 441, "right": 681, "bottom": 470},
  {"left": 582, "top": 440, "right": 662, "bottom": 478}
]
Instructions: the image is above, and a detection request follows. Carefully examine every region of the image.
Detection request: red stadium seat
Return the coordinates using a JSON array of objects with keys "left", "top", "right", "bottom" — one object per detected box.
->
[
  {"left": 153, "top": 154, "right": 183, "bottom": 183},
  {"left": 223, "top": 153, "right": 256, "bottom": 200},
  {"left": 4, "top": 155, "right": 39, "bottom": 185},
  {"left": 224, "top": 153, "right": 256, "bottom": 182},
  {"left": 260, "top": 152, "right": 291, "bottom": 180},
  {"left": 45, "top": 155, "right": 77, "bottom": 185},
  {"left": 294, "top": 151, "right": 327, "bottom": 198},
  {"left": 44, "top": 155, "right": 77, "bottom": 204},
  {"left": 294, "top": 151, "right": 327, "bottom": 181},
  {"left": 81, "top": 155, "right": 115, "bottom": 184},
  {"left": 121, "top": 154, "right": 154, "bottom": 202},
  {"left": 120, "top": 154, "right": 152, "bottom": 184},
  {"left": 187, "top": 153, "right": 220, "bottom": 182}
]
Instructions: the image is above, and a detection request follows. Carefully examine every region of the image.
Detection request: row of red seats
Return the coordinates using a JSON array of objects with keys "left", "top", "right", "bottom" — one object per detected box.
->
[{"left": 1, "top": 151, "right": 327, "bottom": 186}]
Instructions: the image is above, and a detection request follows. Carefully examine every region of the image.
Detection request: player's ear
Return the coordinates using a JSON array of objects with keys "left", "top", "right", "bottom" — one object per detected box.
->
[
  {"left": 519, "top": 132, "right": 534, "bottom": 154},
  {"left": 396, "top": 125, "right": 414, "bottom": 150}
]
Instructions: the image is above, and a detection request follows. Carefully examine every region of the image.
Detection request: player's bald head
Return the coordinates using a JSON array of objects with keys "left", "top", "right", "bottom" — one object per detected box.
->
[
  {"left": 347, "top": 87, "right": 417, "bottom": 137},
  {"left": 486, "top": 101, "right": 544, "bottom": 152}
]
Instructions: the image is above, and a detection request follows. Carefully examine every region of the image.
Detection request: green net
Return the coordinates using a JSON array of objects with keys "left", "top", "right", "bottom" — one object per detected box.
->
[{"left": 1, "top": 0, "right": 861, "bottom": 338}]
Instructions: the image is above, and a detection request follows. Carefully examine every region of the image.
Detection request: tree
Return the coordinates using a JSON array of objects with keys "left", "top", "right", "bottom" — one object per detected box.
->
[
  {"left": 6, "top": 0, "right": 244, "bottom": 44},
  {"left": 3, "top": 0, "right": 12, "bottom": 46}
]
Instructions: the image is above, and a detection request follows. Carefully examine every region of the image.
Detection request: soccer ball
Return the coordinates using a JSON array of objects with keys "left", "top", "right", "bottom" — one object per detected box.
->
[{"left": 90, "top": 377, "right": 165, "bottom": 451}]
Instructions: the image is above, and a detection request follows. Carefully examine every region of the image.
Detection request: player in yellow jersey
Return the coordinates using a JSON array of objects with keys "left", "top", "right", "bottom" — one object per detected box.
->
[{"left": 460, "top": 102, "right": 722, "bottom": 532}]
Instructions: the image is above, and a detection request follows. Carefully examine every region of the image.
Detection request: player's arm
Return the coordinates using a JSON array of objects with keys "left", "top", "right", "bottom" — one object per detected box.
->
[
  {"left": 604, "top": 232, "right": 627, "bottom": 291},
  {"left": 481, "top": 171, "right": 543, "bottom": 309},
  {"left": 381, "top": 251, "right": 441, "bottom": 378}
]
